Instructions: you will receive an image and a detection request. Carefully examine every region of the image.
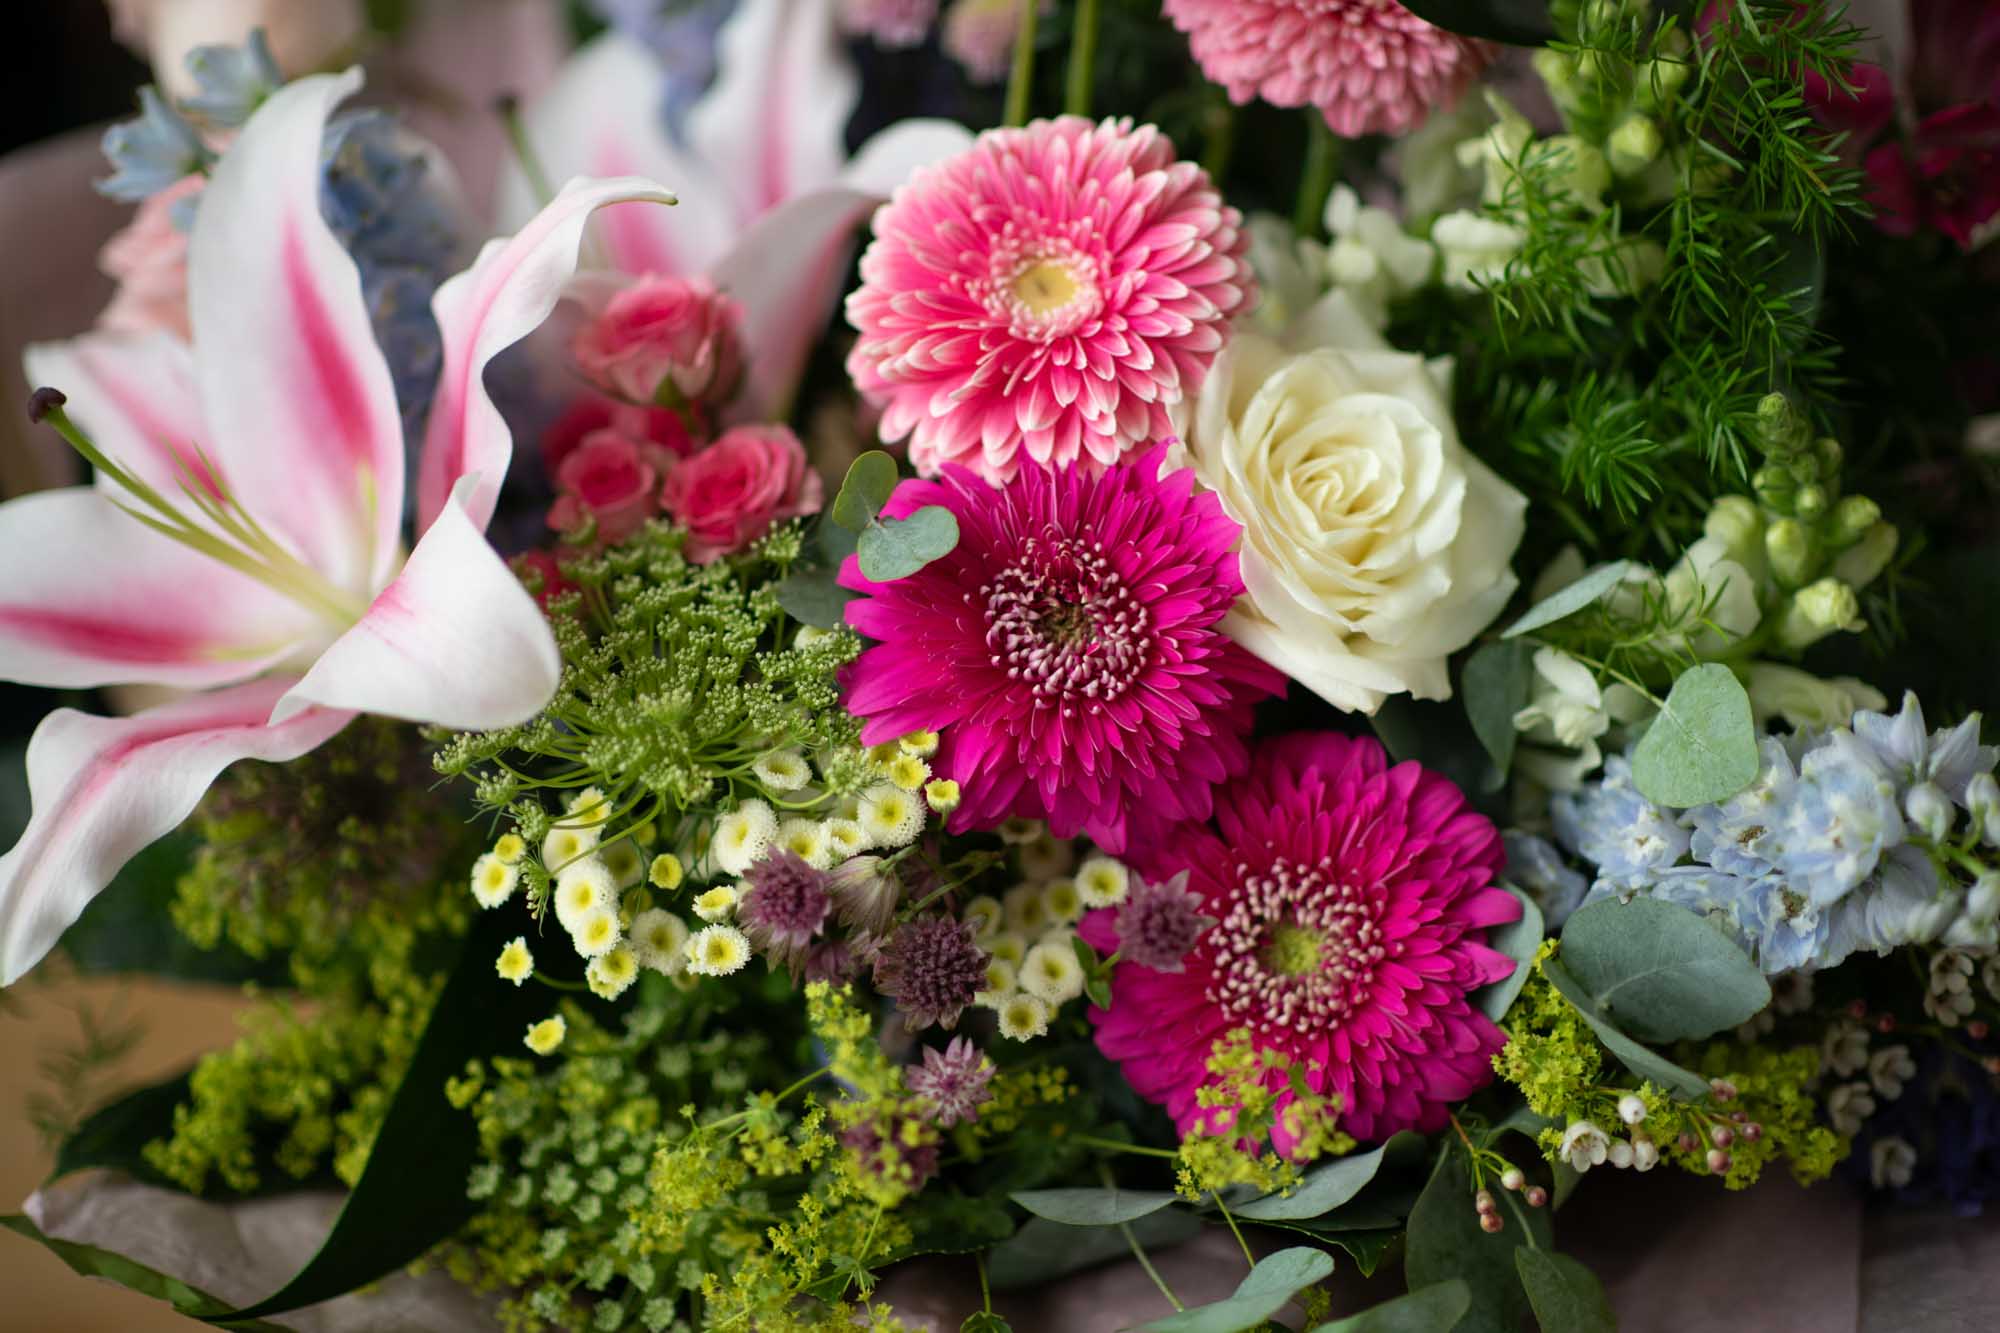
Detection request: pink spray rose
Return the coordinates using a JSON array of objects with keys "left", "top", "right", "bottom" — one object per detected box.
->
[
  {"left": 540, "top": 394, "right": 696, "bottom": 479},
  {"left": 97, "top": 174, "right": 202, "bottom": 339},
  {"left": 571, "top": 273, "right": 744, "bottom": 409},
  {"left": 547, "top": 429, "right": 674, "bottom": 545},
  {"left": 660, "top": 424, "right": 823, "bottom": 563}
]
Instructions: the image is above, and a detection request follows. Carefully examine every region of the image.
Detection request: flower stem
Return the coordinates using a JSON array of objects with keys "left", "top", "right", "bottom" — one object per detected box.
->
[
  {"left": 1003, "top": 0, "right": 1041, "bottom": 128},
  {"left": 1120, "top": 1220, "right": 1184, "bottom": 1311},
  {"left": 1293, "top": 111, "right": 1339, "bottom": 238},
  {"left": 1212, "top": 1190, "right": 1255, "bottom": 1269},
  {"left": 1075, "top": 1133, "right": 1178, "bottom": 1159},
  {"left": 1064, "top": 0, "right": 1102, "bottom": 119},
  {"left": 496, "top": 93, "right": 555, "bottom": 208}
]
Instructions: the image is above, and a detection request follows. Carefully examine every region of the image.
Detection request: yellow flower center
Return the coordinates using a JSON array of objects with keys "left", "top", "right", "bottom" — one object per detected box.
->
[
  {"left": 1012, "top": 259, "right": 1080, "bottom": 313},
  {"left": 1264, "top": 923, "right": 1324, "bottom": 978}
]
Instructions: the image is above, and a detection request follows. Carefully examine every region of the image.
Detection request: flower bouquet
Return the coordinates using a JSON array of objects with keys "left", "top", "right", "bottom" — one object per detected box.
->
[{"left": 4, "top": 0, "right": 1998, "bottom": 1329}]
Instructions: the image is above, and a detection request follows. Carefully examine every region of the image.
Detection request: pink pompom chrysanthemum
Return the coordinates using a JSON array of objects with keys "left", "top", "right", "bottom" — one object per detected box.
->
[
  {"left": 839, "top": 447, "right": 1283, "bottom": 852},
  {"left": 1162, "top": 0, "right": 1496, "bottom": 138},
  {"left": 1079, "top": 732, "right": 1521, "bottom": 1143},
  {"left": 844, "top": 117, "right": 1254, "bottom": 484}
]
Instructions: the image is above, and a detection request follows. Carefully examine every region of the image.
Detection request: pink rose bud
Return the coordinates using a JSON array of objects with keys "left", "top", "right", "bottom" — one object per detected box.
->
[
  {"left": 660, "top": 424, "right": 825, "bottom": 564},
  {"left": 546, "top": 429, "right": 670, "bottom": 546},
  {"left": 571, "top": 273, "right": 744, "bottom": 409},
  {"left": 541, "top": 394, "right": 696, "bottom": 479}
]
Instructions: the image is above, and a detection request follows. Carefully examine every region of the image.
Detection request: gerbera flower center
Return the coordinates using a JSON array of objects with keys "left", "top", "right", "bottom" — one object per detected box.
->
[
  {"left": 982, "top": 532, "right": 1151, "bottom": 712},
  {"left": 982, "top": 232, "right": 1105, "bottom": 339},
  {"left": 1207, "top": 857, "right": 1387, "bottom": 1033}
]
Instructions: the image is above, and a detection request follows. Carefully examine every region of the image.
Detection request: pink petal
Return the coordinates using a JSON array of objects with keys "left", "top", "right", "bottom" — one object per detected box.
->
[
  {"left": 24, "top": 332, "right": 212, "bottom": 503},
  {"left": 0, "top": 678, "right": 353, "bottom": 984},
  {"left": 275, "top": 478, "right": 559, "bottom": 730},
  {"left": 187, "top": 71, "right": 404, "bottom": 597}
]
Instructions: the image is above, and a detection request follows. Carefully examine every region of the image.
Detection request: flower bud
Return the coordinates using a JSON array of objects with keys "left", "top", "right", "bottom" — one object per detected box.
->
[
  {"left": 1617, "top": 1093, "right": 1648, "bottom": 1125},
  {"left": 827, "top": 855, "right": 900, "bottom": 936},
  {"left": 1501, "top": 1167, "right": 1526, "bottom": 1192},
  {"left": 1632, "top": 1136, "right": 1660, "bottom": 1171},
  {"left": 1774, "top": 578, "right": 1863, "bottom": 652},
  {"left": 1710, "top": 1079, "right": 1738, "bottom": 1102},
  {"left": 1905, "top": 782, "right": 1955, "bottom": 843},
  {"left": 1608, "top": 1139, "right": 1636, "bottom": 1168},
  {"left": 1608, "top": 115, "right": 1663, "bottom": 177},
  {"left": 1970, "top": 1019, "right": 1991, "bottom": 1041},
  {"left": 1968, "top": 872, "right": 2000, "bottom": 924},
  {"left": 1968, "top": 773, "right": 2000, "bottom": 821},
  {"left": 572, "top": 273, "right": 744, "bottom": 409},
  {"left": 1830, "top": 521, "right": 1898, "bottom": 590},
  {"left": 1703, "top": 495, "right": 1764, "bottom": 565},
  {"left": 1813, "top": 435, "right": 1844, "bottom": 479},
  {"left": 1525, "top": 1185, "right": 1549, "bottom": 1207},
  {"left": 1754, "top": 392, "right": 1811, "bottom": 457},
  {"left": 1479, "top": 1212, "right": 1505, "bottom": 1233},
  {"left": 924, "top": 778, "right": 962, "bottom": 816},
  {"left": 1475, "top": 1188, "right": 1497, "bottom": 1214},
  {"left": 1637, "top": 51, "right": 1691, "bottom": 113},
  {"left": 1823, "top": 494, "right": 1880, "bottom": 550},
  {"left": 1712, "top": 1125, "right": 1735, "bottom": 1149},
  {"left": 1792, "top": 482, "right": 1828, "bottom": 521},
  {"left": 1544, "top": 136, "right": 1613, "bottom": 212},
  {"left": 1532, "top": 48, "right": 1585, "bottom": 113},
  {"left": 1753, "top": 463, "right": 1797, "bottom": 513},
  {"left": 1765, "top": 517, "right": 1818, "bottom": 587},
  {"left": 1707, "top": 1148, "right": 1732, "bottom": 1173},
  {"left": 1740, "top": 1122, "right": 1764, "bottom": 1143}
]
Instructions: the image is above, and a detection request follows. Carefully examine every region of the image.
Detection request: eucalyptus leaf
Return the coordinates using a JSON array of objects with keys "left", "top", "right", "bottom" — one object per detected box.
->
[
  {"left": 818, "top": 515, "right": 861, "bottom": 564},
  {"left": 1318, "top": 1227, "right": 1399, "bottom": 1277},
  {"left": 1542, "top": 956, "right": 1710, "bottom": 1099},
  {"left": 1502, "top": 561, "right": 1638, "bottom": 639},
  {"left": 1630, "top": 664, "right": 1759, "bottom": 807},
  {"left": 988, "top": 1211, "right": 1201, "bottom": 1289},
  {"left": 1310, "top": 1280, "right": 1472, "bottom": 1333},
  {"left": 1560, "top": 895, "right": 1770, "bottom": 1042},
  {"left": 857, "top": 506, "right": 960, "bottom": 582},
  {"left": 1462, "top": 640, "right": 1535, "bottom": 783},
  {"left": 1010, "top": 1187, "right": 1181, "bottom": 1227},
  {"left": 1404, "top": 1143, "right": 1549, "bottom": 1333},
  {"left": 1399, "top": 0, "right": 1557, "bottom": 45},
  {"left": 832, "top": 450, "right": 899, "bottom": 531},
  {"left": 1236, "top": 1133, "right": 1421, "bottom": 1222},
  {"left": 1132, "top": 1246, "right": 1335, "bottom": 1333},
  {"left": 1514, "top": 1249, "right": 1617, "bottom": 1333},
  {"left": 1473, "top": 885, "right": 1542, "bottom": 1024},
  {"left": 774, "top": 567, "right": 859, "bottom": 629}
]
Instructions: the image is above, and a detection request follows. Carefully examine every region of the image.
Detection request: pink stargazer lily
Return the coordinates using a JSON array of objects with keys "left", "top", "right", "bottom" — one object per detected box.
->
[
  {"left": 0, "top": 71, "right": 676, "bottom": 985},
  {"left": 497, "top": 0, "right": 972, "bottom": 420}
]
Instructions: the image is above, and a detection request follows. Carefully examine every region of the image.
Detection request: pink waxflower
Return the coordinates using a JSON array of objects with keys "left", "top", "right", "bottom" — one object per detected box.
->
[
  {"left": 1162, "top": 0, "right": 1495, "bottom": 138},
  {"left": 659, "top": 423, "right": 823, "bottom": 562},
  {"left": 838, "top": 447, "right": 1284, "bottom": 853},
  {"left": 571, "top": 272, "right": 744, "bottom": 409},
  {"left": 844, "top": 116, "right": 1253, "bottom": 483},
  {"left": 546, "top": 429, "right": 672, "bottom": 545},
  {"left": 1079, "top": 732, "right": 1521, "bottom": 1144},
  {"left": 97, "top": 173, "right": 200, "bottom": 339},
  {"left": 840, "top": 0, "right": 939, "bottom": 48}
]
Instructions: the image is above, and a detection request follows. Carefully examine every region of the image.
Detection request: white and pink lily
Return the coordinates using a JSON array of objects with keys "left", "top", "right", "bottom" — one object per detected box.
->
[
  {"left": 498, "top": 0, "right": 972, "bottom": 419},
  {"left": 0, "top": 71, "right": 675, "bottom": 984}
]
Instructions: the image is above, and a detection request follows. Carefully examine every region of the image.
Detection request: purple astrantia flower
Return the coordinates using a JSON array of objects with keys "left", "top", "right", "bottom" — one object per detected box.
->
[
  {"left": 873, "top": 916, "right": 989, "bottom": 1030},
  {"left": 1112, "top": 870, "right": 1214, "bottom": 973},
  {"left": 905, "top": 1036, "right": 994, "bottom": 1127},
  {"left": 739, "top": 850, "right": 832, "bottom": 972}
]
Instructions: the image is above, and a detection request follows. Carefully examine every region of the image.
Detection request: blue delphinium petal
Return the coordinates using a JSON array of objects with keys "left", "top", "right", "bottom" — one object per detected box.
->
[
  {"left": 1502, "top": 830, "right": 1588, "bottom": 929},
  {"left": 587, "top": 0, "right": 738, "bottom": 140},
  {"left": 1823, "top": 845, "right": 1954, "bottom": 965},
  {"left": 1769, "top": 729, "right": 1905, "bottom": 906},
  {"left": 1853, "top": 692, "right": 1999, "bottom": 805},
  {"left": 1685, "top": 735, "right": 1798, "bottom": 879},
  {"left": 1551, "top": 754, "right": 1690, "bottom": 887},
  {"left": 99, "top": 87, "right": 211, "bottom": 202},
  {"left": 182, "top": 30, "right": 283, "bottom": 127}
]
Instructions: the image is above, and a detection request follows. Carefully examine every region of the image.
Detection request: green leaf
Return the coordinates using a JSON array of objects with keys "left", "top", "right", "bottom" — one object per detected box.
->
[
  {"left": 54, "top": 1073, "right": 198, "bottom": 1191},
  {"left": 832, "top": 450, "right": 899, "bottom": 531},
  {"left": 1236, "top": 1133, "right": 1422, "bottom": 1222},
  {"left": 1502, "top": 561, "right": 1638, "bottom": 639},
  {"left": 1085, "top": 977, "right": 1114, "bottom": 1010},
  {"left": 1461, "top": 640, "right": 1535, "bottom": 783},
  {"left": 1318, "top": 1227, "right": 1399, "bottom": 1277},
  {"left": 895, "top": 1191, "right": 1016, "bottom": 1259},
  {"left": 1514, "top": 1249, "right": 1616, "bottom": 1333},
  {"left": 818, "top": 515, "right": 861, "bottom": 564},
  {"left": 1404, "top": 1142, "right": 1549, "bottom": 1333},
  {"left": 1551, "top": 1160, "right": 1584, "bottom": 1211},
  {"left": 1541, "top": 956, "right": 1710, "bottom": 1099},
  {"left": 774, "top": 566, "right": 859, "bottom": 629},
  {"left": 1310, "top": 1280, "right": 1472, "bottom": 1333},
  {"left": 1472, "top": 886, "right": 1543, "bottom": 1023},
  {"left": 1010, "top": 1187, "right": 1181, "bottom": 1227},
  {"left": 857, "top": 505, "right": 960, "bottom": 582},
  {"left": 1398, "top": 0, "right": 1556, "bottom": 45},
  {"left": 1133, "top": 1246, "right": 1336, "bottom": 1333},
  {"left": 1560, "top": 896, "right": 1770, "bottom": 1042},
  {"left": 0, "top": 1214, "right": 286, "bottom": 1330},
  {"left": 987, "top": 1210, "right": 1201, "bottom": 1290},
  {"left": 962, "top": 1314, "right": 1015, "bottom": 1333},
  {"left": 1629, "top": 664, "right": 1759, "bottom": 807}
]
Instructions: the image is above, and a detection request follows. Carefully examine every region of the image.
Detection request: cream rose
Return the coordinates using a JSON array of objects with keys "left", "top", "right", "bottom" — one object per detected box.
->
[{"left": 1168, "top": 290, "right": 1527, "bottom": 713}]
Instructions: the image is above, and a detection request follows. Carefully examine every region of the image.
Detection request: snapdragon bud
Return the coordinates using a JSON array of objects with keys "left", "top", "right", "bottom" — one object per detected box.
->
[
  {"left": 1532, "top": 48, "right": 1585, "bottom": 113},
  {"left": 1775, "top": 577, "right": 1864, "bottom": 651},
  {"left": 1542, "top": 136, "right": 1613, "bottom": 212},
  {"left": 1608, "top": 114, "right": 1663, "bottom": 177},
  {"left": 1830, "top": 521, "right": 1898, "bottom": 590},
  {"left": 1906, "top": 782, "right": 1955, "bottom": 842},
  {"left": 1753, "top": 463, "right": 1797, "bottom": 513},
  {"left": 1792, "top": 482, "right": 1828, "bottom": 521},
  {"left": 1765, "top": 516, "right": 1819, "bottom": 587},
  {"left": 1636, "top": 46, "right": 1692, "bottom": 114},
  {"left": 1824, "top": 494, "right": 1880, "bottom": 550},
  {"left": 1704, "top": 495, "right": 1764, "bottom": 566},
  {"left": 1754, "top": 392, "right": 1811, "bottom": 458}
]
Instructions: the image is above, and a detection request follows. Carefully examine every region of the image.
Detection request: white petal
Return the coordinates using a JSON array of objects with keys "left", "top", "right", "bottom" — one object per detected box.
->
[{"left": 24, "top": 332, "right": 209, "bottom": 504}]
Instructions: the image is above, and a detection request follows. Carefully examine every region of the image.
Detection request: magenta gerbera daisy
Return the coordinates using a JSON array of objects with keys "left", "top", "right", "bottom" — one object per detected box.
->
[
  {"left": 1079, "top": 732, "right": 1521, "bottom": 1143},
  {"left": 839, "top": 447, "right": 1283, "bottom": 853},
  {"left": 1162, "top": 0, "right": 1496, "bottom": 139},
  {"left": 844, "top": 116, "right": 1254, "bottom": 484}
]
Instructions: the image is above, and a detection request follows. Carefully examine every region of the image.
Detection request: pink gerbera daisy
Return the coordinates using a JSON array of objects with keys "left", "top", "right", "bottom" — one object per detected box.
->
[
  {"left": 1080, "top": 732, "right": 1521, "bottom": 1143},
  {"left": 844, "top": 117, "right": 1254, "bottom": 484},
  {"left": 838, "top": 447, "right": 1283, "bottom": 852},
  {"left": 1163, "top": 0, "right": 1497, "bottom": 138}
]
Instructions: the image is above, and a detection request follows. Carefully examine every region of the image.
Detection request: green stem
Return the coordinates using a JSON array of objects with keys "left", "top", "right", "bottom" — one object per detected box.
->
[
  {"left": 534, "top": 972, "right": 588, "bottom": 992},
  {"left": 1212, "top": 1190, "right": 1255, "bottom": 1270},
  {"left": 977, "top": 1252, "right": 994, "bottom": 1314},
  {"left": 1120, "top": 1220, "right": 1184, "bottom": 1312},
  {"left": 1293, "top": 111, "right": 1339, "bottom": 238},
  {"left": 497, "top": 94, "right": 556, "bottom": 207},
  {"left": 1075, "top": 1134, "right": 1178, "bottom": 1159},
  {"left": 1200, "top": 99, "right": 1238, "bottom": 182},
  {"left": 1064, "top": 0, "right": 1102, "bottom": 119},
  {"left": 1003, "top": 0, "right": 1041, "bottom": 128}
]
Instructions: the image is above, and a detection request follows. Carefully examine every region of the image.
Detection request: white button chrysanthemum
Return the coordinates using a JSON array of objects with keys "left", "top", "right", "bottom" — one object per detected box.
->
[
  {"left": 524, "top": 1015, "right": 566, "bottom": 1055},
  {"left": 777, "top": 817, "right": 835, "bottom": 870},
  {"left": 824, "top": 818, "right": 871, "bottom": 860},
  {"left": 570, "top": 906, "right": 621, "bottom": 959},
  {"left": 976, "top": 957, "right": 1019, "bottom": 1006},
  {"left": 1003, "top": 882, "right": 1049, "bottom": 932},
  {"left": 470, "top": 853, "right": 520, "bottom": 909},
  {"left": 713, "top": 799, "right": 778, "bottom": 875},
  {"left": 495, "top": 936, "right": 533, "bottom": 986},
  {"left": 693, "top": 885, "right": 741, "bottom": 923},
  {"left": 752, "top": 749, "right": 811, "bottom": 792},
  {"left": 587, "top": 945, "right": 640, "bottom": 1000},
  {"left": 542, "top": 820, "right": 603, "bottom": 871},
  {"left": 685, "top": 924, "right": 752, "bottom": 977},
  {"left": 1041, "top": 877, "right": 1084, "bottom": 923},
  {"left": 600, "top": 839, "right": 646, "bottom": 889},
  {"left": 858, "top": 783, "right": 924, "bottom": 848},
  {"left": 1075, "top": 856, "right": 1129, "bottom": 908},
  {"left": 631, "top": 908, "right": 689, "bottom": 975},
  {"left": 552, "top": 857, "right": 617, "bottom": 933},
  {"left": 1022, "top": 935, "right": 1085, "bottom": 1005},
  {"left": 996, "top": 993, "right": 1051, "bottom": 1041}
]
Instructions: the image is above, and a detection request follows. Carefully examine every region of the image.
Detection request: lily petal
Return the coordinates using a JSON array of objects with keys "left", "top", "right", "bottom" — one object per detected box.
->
[
  {"left": 0, "top": 678, "right": 353, "bottom": 985},
  {"left": 188, "top": 70, "right": 405, "bottom": 597},
  {"left": 496, "top": 33, "right": 735, "bottom": 278},
  {"left": 687, "top": 0, "right": 855, "bottom": 222},
  {"left": 24, "top": 332, "right": 213, "bottom": 503},
  {"left": 418, "top": 175, "right": 678, "bottom": 533},
  {"left": 837, "top": 119, "right": 976, "bottom": 199},
  {"left": 274, "top": 476, "right": 559, "bottom": 730},
  {"left": 0, "top": 489, "right": 320, "bottom": 690}
]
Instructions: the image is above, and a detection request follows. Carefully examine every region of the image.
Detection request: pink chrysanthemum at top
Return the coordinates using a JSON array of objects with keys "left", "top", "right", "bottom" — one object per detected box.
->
[
  {"left": 1079, "top": 732, "right": 1521, "bottom": 1143},
  {"left": 844, "top": 116, "right": 1254, "bottom": 484},
  {"left": 1162, "top": 0, "right": 1496, "bottom": 138},
  {"left": 839, "top": 447, "right": 1284, "bottom": 853}
]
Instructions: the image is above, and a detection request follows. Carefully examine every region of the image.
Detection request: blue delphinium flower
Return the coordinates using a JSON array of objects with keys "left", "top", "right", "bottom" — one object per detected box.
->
[
  {"left": 587, "top": 0, "right": 739, "bottom": 139},
  {"left": 1503, "top": 830, "right": 1589, "bottom": 928},
  {"left": 1767, "top": 729, "right": 1905, "bottom": 906},
  {"left": 1685, "top": 735, "right": 1799, "bottom": 879},
  {"left": 182, "top": 31, "right": 283, "bottom": 127},
  {"left": 99, "top": 87, "right": 212, "bottom": 201},
  {"left": 1853, "top": 692, "right": 1999, "bottom": 807},
  {"left": 1551, "top": 754, "right": 1690, "bottom": 888}
]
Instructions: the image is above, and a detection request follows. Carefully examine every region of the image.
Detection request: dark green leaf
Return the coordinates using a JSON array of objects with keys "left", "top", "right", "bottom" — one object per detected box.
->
[
  {"left": 895, "top": 1191, "right": 1016, "bottom": 1259},
  {"left": 1310, "top": 1280, "right": 1472, "bottom": 1333},
  {"left": 1236, "top": 1133, "right": 1422, "bottom": 1222},
  {"left": 962, "top": 1314, "right": 1014, "bottom": 1333},
  {"left": 1404, "top": 1143, "right": 1550, "bottom": 1333},
  {"left": 1541, "top": 956, "right": 1710, "bottom": 1099},
  {"left": 1010, "top": 1187, "right": 1181, "bottom": 1227},
  {"left": 1318, "top": 1227, "right": 1400, "bottom": 1277},
  {"left": 1514, "top": 1249, "right": 1616, "bottom": 1333},
  {"left": 1473, "top": 886, "right": 1542, "bottom": 1024},
  {"left": 832, "top": 451, "right": 899, "bottom": 530},
  {"left": 1551, "top": 1160, "right": 1583, "bottom": 1210},
  {"left": 1399, "top": 0, "right": 1556, "bottom": 45},
  {"left": 775, "top": 566, "right": 859, "bottom": 629},
  {"left": 857, "top": 506, "right": 960, "bottom": 582},
  {"left": 55, "top": 830, "right": 287, "bottom": 985},
  {"left": 54, "top": 1073, "right": 196, "bottom": 1191},
  {"left": 1134, "top": 1246, "right": 1335, "bottom": 1333},
  {"left": 1462, "top": 640, "right": 1535, "bottom": 782},
  {"left": 987, "top": 1211, "right": 1201, "bottom": 1289},
  {"left": 1630, "top": 664, "right": 1759, "bottom": 807},
  {"left": 1502, "top": 562, "right": 1639, "bottom": 639},
  {"left": 0, "top": 1214, "right": 285, "bottom": 1330},
  {"left": 1085, "top": 977, "right": 1113, "bottom": 1010},
  {"left": 1560, "top": 895, "right": 1770, "bottom": 1042}
]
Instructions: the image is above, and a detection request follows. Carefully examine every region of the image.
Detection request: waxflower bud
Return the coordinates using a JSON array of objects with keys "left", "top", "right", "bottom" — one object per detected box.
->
[
  {"left": 1608, "top": 115, "right": 1663, "bottom": 177},
  {"left": 1474, "top": 1188, "right": 1497, "bottom": 1215},
  {"left": 1707, "top": 1148, "right": 1732, "bottom": 1173},
  {"left": 1525, "top": 1185, "right": 1549, "bottom": 1207},
  {"left": 1823, "top": 494, "right": 1880, "bottom": 549},
  {"left": 1775, "top": 578, "right": 1863, "bottom": 652},
  {"left": 1479, "top": 1212, "right": 1504, "bottom": 1233},
  {"left": 1607, "top": 1139, "right": 1636, "bottom": 1168},
  {"left": 1831, "top": 522, "right": 1898, "bottom": 590},
  {"left": 1501, "top": 1167, "right": 1527, "bottom": 1192},
  {"left": 1632, "top": 1136, "right": 1660, "bottom": 1171},
  {"left": 1764, "top": 517, "right": 1818, "bottom": 587},
  {"left": 1617, "top": 1093, "right": 1648, "bottom": 1125},
  {"left": 1710, "top": 1079, "right": 1738, "bottom": 1102},
  {"left": 1905, "top": 782, "right": 1954, "bottom": 842},
  {"left": 1712, "top": 1125, "right": 1735, "bottom": 1149}
]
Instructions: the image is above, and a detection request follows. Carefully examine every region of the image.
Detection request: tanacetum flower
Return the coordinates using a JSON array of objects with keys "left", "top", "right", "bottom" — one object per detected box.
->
[
  {"left": 1162, "top": 0, "right": 1496, "bottom": 138},
  {"left": 841, "top": 450, "right": 1284, "bottom": 853},
  {"left": 470, "top": 853, "right": 520, "bottom": 908},
  {"left": 874, "top": 915, "right": 989, "bottom": 1030},
  {"left": 525, "top": 1015, "right": 567, "bottom": 1055},
  {"left": 845, "top": 117, "right": 1253, "bottom": 482},
  {"left": 1080, "top": 732, "right": 1520, "bottom": 1143}
]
